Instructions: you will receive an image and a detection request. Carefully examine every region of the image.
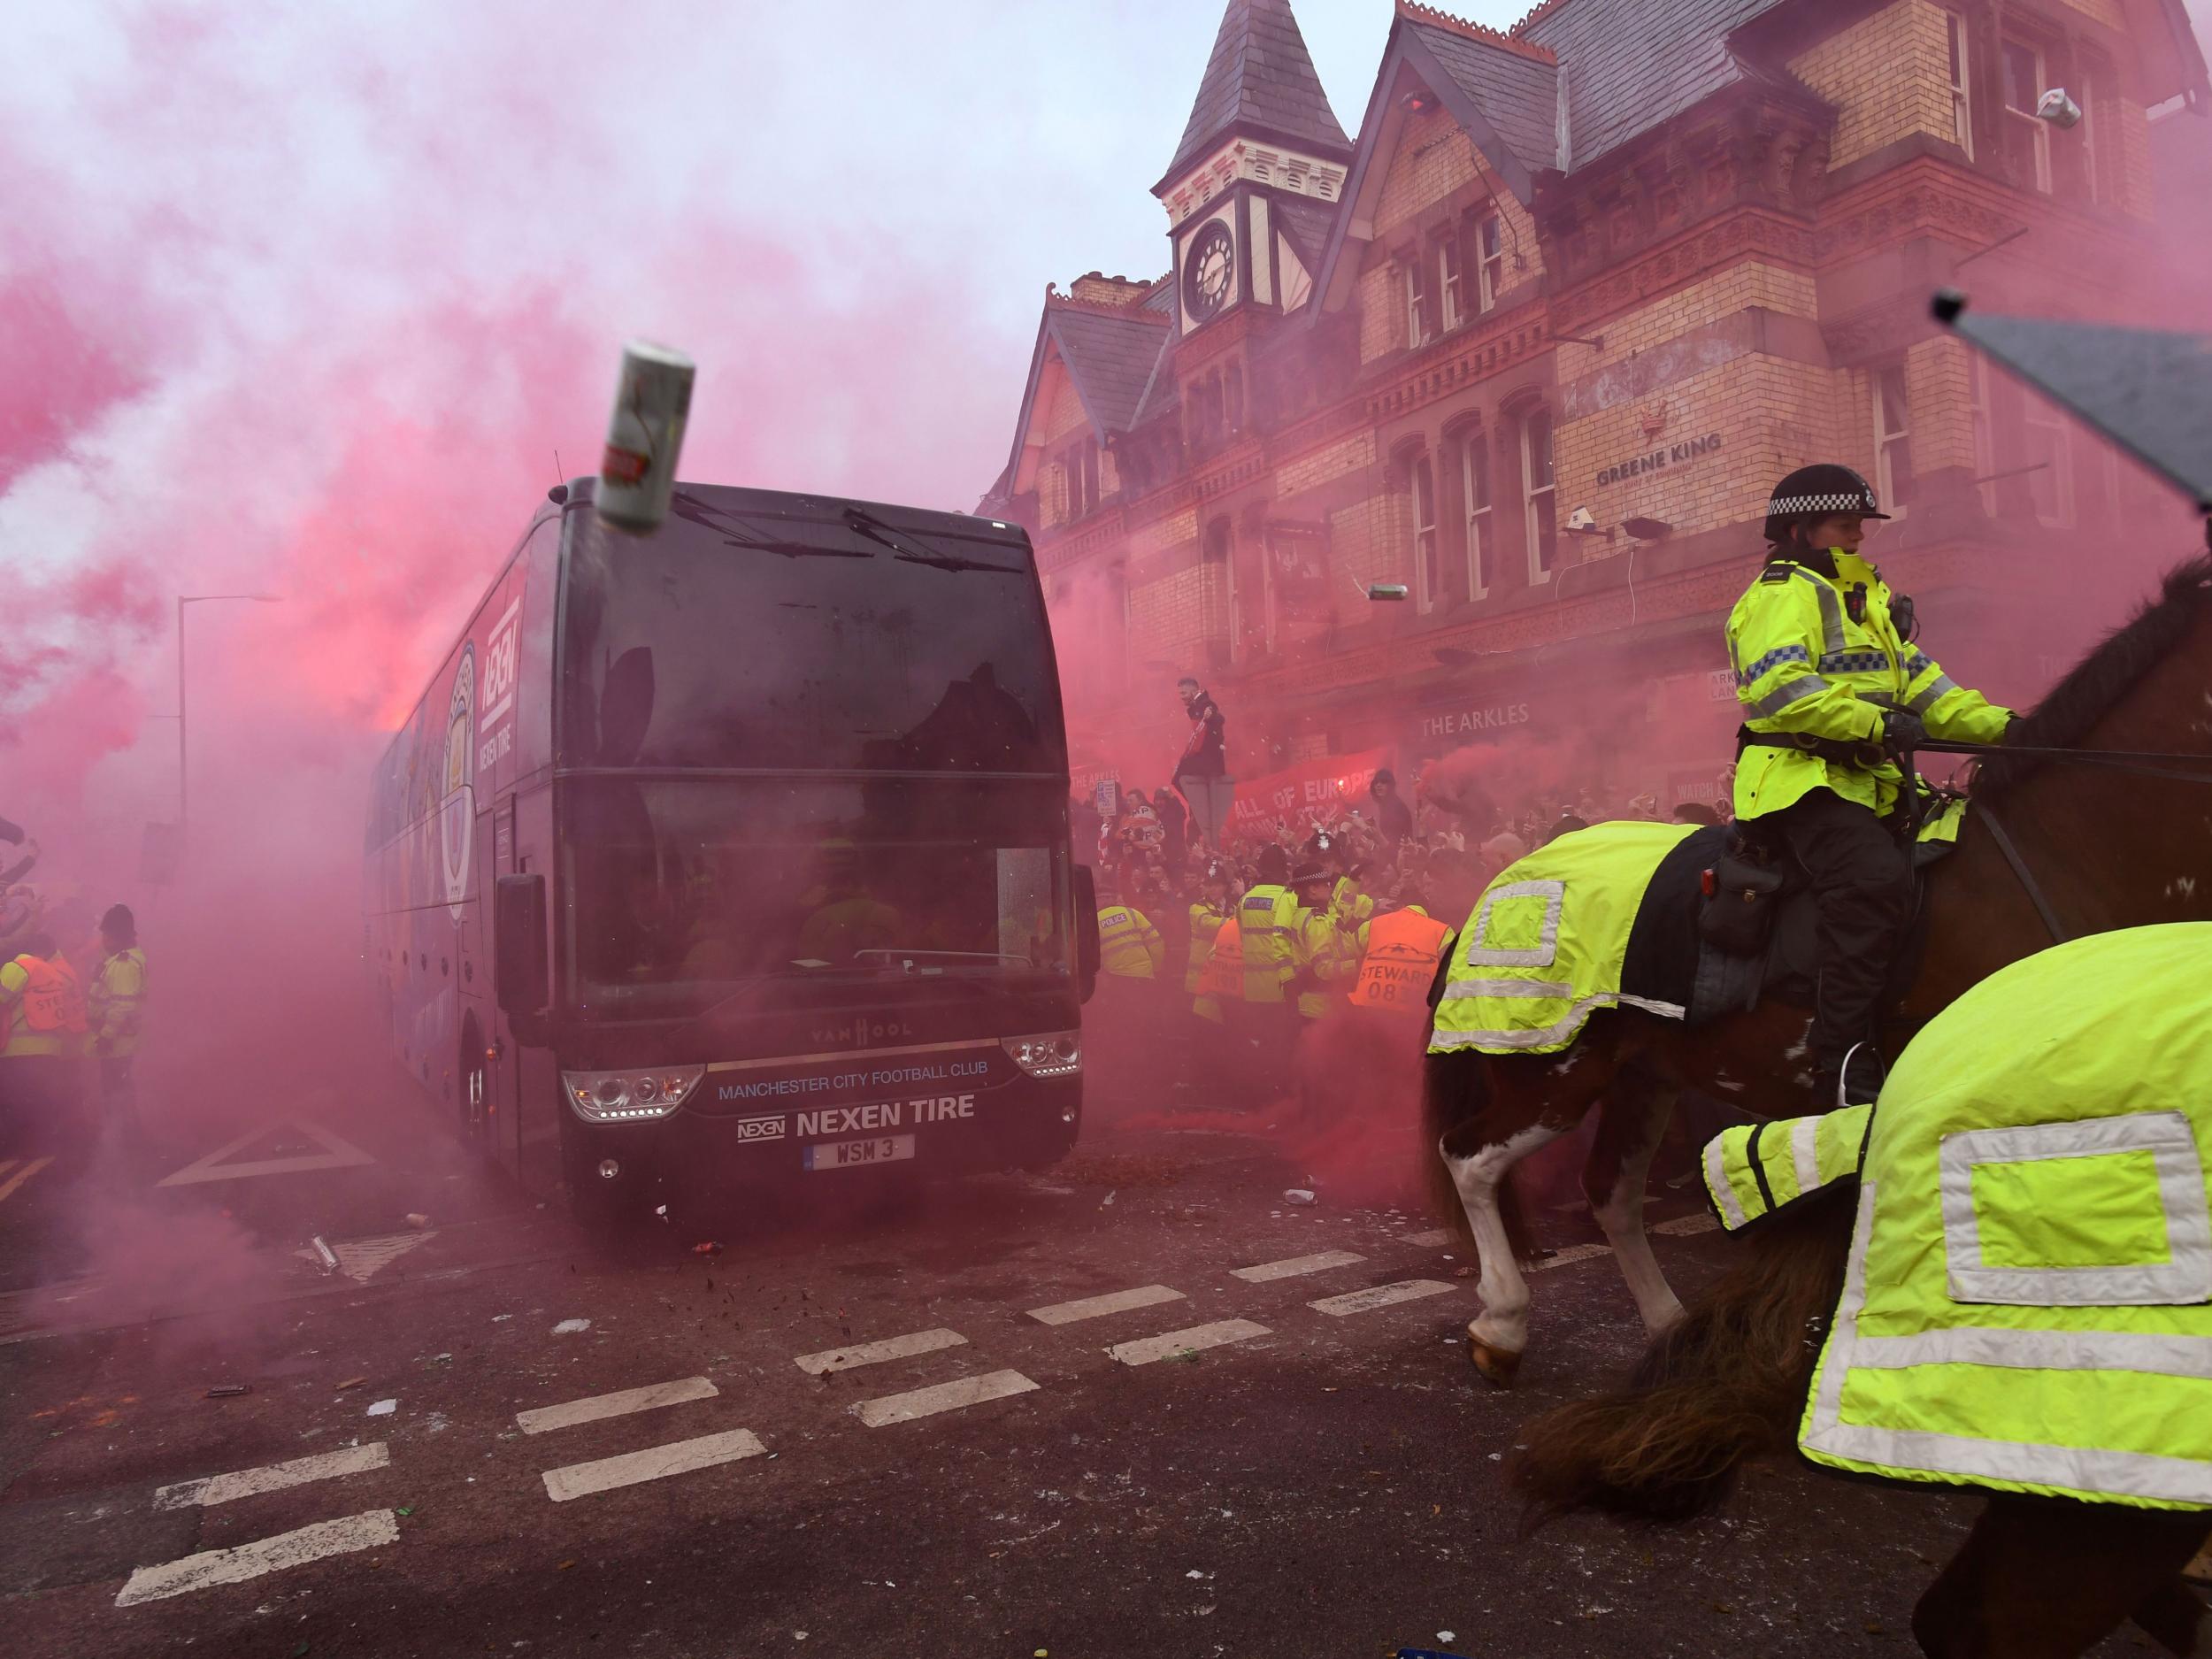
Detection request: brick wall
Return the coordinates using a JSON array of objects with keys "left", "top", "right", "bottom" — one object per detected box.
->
[
  {"left": 1375, "top": 107, "right": 1479, "bottom": 233},
  {"left": 1358, "top": 263, "right": 1403, "bottom": 364},
  {"left": 2059, "top": 0, "right": 2127, "bottom": 29},
  {"left": 1562, "top": 354, "right": 1858, "bottom": 537},
  {"left": 1788, "top": 0, "right": 1953, "bottom": 171},
  {"left": 1275, "top": 430, "right": 1377, "bottom": 500},
  {"left": 1553, "top": 261, "right": 1818, "bottom": 386},
  {"left": 1043, "top": 366, "right": 1091, "bottom": 442},
  {"left": 1902, "top": 335, "right": 1975, "bottom": 475},
  {"left": 1129, "top": 562, "right": 1222, "bottom": 666},
  {"left": 1328, "top": 492, "right": 1405, "bottom": 624}
]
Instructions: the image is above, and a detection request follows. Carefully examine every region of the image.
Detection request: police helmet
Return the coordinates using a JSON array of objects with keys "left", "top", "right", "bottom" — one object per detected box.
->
[{"left": 1763, "top": 464, "right": 1890, "bottom": 545}]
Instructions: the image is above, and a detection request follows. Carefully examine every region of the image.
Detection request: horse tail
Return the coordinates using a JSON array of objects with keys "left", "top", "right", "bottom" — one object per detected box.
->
[
  {"left": 1510, "top": 1186, "right": 1855, "bottom": 1526},
  {"left": 1418, "top": 1048, "right": 1539, "bottom": 1266}
]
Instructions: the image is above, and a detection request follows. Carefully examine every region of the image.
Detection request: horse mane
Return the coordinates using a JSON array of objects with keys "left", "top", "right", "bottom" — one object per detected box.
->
[{"left": 1976, "top": 552, "right": 2212, "bottom": 796}]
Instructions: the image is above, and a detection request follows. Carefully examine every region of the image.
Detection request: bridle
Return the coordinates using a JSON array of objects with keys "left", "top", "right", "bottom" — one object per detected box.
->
[{"left": 1907, "top": 739, "right": 2212, "bottom": 945}]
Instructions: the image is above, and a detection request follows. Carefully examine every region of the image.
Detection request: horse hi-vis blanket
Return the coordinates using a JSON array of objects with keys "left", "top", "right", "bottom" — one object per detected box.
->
[{"left": 1427, "top": 820, "right": 1700, "bottom": 1056}]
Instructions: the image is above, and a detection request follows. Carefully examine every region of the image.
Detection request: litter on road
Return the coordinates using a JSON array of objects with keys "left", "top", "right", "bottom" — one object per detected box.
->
[
  {"left": 1284, "top": 1189, "right": 1317, "bottom": 1205},
  {"left": 204, "top": 1385, "right": 250, "bottom": 1399},
  {"left": 551, "top": 1318, "right": 591, "bottom": 1334},
  {"left": 365, "top": 1399, "right": 396, "bottom": 1417}
]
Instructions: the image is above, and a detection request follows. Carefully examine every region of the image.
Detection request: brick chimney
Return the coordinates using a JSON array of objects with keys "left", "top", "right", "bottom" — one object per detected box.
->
[{"left": 1068, "top": 272, "right": 1151, "bottom": 307}]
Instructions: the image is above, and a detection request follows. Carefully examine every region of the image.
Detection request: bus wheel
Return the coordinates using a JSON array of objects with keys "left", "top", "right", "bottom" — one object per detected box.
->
[{"left": 457, "top": 1015, "right": 491, "bottom": 1153}]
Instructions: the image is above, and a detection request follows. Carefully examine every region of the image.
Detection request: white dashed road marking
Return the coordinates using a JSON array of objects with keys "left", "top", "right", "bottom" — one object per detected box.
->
[
  {"left": 1653, "top": 1212, "right": 1719, "bottom": 1236},
  {"left": 851, "top": 1370, "right": 1039, "bottom": 1427},
  {"left": 516, "top": 1377, "right": 718, "bottom": 1435},
  {"left": 795, "top": 1328, "right": 967, "bottom": 1376},
  {"left": 1025, "top": 1285, "right": 1185, "bottom": 1325},
  {"left": 1231, "top": 1250, "right": 1366, "bottom": 1283},
  {"left": 1108, "top": 1319, "right": 1271, "bottom": 1366},
  {"left": 153, "top": 1442, "right": 389, "bottom": 1511},
  {"left": 115, "top": 1509, "right": 398, "bottom": 1607},
  {"left": 1398, "top": 1229, "right": 1456, "bottom": 1248},
  {"left": 541, "top": 1429, "right": 767, "bottom": 1502},
  {"left": 1531, "top": 1242, "right": 1613, "bottom": 1271},
  {"left": 1308, "top": 1279, "right": 1456, "bottom": 1317}
]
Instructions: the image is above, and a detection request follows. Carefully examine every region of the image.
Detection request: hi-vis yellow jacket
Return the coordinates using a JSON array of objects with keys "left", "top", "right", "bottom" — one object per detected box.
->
[
  {"left": 1096, "top": 905, "right": 1164, "bottom": 979},
  {"left": 1726, "top": 549, "right": 2009, "bottom": 819},
  {"left": 1709, "top": 925, "right": 2212, "bottom": 1510},
  {"left": 1240, "top": 884, "right": 1300, "bottom": 1005}
]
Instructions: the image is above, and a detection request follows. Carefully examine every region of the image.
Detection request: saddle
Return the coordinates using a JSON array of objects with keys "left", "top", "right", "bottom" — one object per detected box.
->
[{"left": 1617, "top": 803, "right": 1962, "bottom": 1028}]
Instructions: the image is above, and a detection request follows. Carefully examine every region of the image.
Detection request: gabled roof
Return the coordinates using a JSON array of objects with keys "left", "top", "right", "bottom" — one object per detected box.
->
[
  {"left": 1404, "top": 9, "right": 1559, "bottom": 178},
  {"left": 1157, "top": 0, "right": 1353, "bottom": 194},
  {"left": 999, "top": 295, "right": 1174, "bottom": 495},
  {"left": 1051, "top": 302, "right": 1172, "bottom": 434}
]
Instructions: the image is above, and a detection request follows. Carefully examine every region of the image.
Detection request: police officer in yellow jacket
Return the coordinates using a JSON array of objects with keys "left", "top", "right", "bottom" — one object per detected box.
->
[
  {"left": 1727, "top": 464, "right": 2011, "bottom": 1104},
  {"left": 1096, "top": 893, "right": 1166, "bottom": 979}
]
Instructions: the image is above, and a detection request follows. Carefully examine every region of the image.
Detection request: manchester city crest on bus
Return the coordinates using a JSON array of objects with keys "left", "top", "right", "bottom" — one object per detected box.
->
[{"left": 440, "top": 642, "right": 476, "bottom": 925}]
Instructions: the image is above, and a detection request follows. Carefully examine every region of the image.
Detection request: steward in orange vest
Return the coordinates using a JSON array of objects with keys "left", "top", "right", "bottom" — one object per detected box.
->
[
  {"left": 1348, "top": 905, "right": 1452, "bottom": 1014},
  {"left": 0, "top": 935, "right": 88, "bottom": 1056}
]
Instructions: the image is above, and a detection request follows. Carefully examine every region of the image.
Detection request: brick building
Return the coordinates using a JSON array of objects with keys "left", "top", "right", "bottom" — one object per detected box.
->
[{"left": 984, "top": 0, "right": 2209, "bottom": 817}]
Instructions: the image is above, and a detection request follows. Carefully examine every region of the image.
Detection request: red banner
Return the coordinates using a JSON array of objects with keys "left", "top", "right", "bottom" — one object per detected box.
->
[{"left": 1229, "top": 749, "right": 1388, "bottom": 836}]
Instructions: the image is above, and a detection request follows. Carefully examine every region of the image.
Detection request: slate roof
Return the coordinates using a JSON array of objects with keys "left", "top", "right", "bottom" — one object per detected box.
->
[
  {"left": 1048, "top": 302, "right": 1172, "bottom": 435},
  {"left": 1404, "top": 16, "right": 1560, "bottom": 176},
  {"left": 1515, "top": 0, "right": 1784, "bottom": 173},
  {"left": 1160, "top": 0, "right": 1353, "bottom": 191}
]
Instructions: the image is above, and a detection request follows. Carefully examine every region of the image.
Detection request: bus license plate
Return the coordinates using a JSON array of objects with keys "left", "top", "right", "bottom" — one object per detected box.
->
[{"left": 804, "top": 1133, "right": 916, "bottom": 1172}]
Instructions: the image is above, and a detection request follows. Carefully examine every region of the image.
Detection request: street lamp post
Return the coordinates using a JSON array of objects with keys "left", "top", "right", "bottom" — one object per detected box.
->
[{"left": 176, "top": 593, "right": 281, "bottom": 839}]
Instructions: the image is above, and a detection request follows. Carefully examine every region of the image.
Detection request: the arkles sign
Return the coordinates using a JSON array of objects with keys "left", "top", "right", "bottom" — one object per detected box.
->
[{"left": 1595, "top": 432, "right": 1724, "bottom": 488}]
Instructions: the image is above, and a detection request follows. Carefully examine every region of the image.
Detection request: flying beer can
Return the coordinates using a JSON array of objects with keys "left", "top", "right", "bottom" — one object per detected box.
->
[{"left": 596, "top": 340, "right": 695, "bottom": 532}]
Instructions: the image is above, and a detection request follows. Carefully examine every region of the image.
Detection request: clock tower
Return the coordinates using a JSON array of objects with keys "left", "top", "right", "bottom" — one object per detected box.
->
[{"left": 1154, "top": 0, "right": 1353, "bottom": 339}]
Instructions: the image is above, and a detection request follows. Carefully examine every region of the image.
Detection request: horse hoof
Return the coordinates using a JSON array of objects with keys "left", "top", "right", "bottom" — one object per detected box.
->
[{"left": 1469, "top": 1334, "right": 1524, "bottom": 1387}]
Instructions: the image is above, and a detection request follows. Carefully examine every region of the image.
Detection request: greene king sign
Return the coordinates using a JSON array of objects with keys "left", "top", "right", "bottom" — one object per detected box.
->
[{"left": 1594, "top": 432, "right": 1724, "bottom": 488}]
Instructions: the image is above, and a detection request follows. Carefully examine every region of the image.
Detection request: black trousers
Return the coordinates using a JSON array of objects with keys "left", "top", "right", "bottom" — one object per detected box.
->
[{"left": 1765, "top": 786, "right": 1914, "bottom": 1071}]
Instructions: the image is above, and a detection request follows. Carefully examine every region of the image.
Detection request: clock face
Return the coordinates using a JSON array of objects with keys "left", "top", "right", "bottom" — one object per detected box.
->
[{"left": 1184, "top": 219, "right": 1235, "bottom": 321}]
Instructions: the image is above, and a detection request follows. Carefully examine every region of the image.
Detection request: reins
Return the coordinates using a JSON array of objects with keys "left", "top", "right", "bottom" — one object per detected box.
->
[{"left": 1903, "top": 740, "right": 2212, "bottom": 946}]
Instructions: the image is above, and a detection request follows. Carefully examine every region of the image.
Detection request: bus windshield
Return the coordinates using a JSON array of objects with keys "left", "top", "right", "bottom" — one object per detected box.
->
[
  {"left": 560, "top": 492, "right": 1066, "bottom": 773},
  {"left": 561, "top": 776, "right": 1072, "bottom": 1018}
]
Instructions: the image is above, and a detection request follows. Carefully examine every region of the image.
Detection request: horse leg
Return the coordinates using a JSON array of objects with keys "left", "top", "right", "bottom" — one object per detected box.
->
[
  {"left": 1440, "top": 1118, "right": 1569, "bottom": 1386},
  {"left": 1581, "top": 1061, "right": 1686, "bottom": 1338},
  {"left": 1436, "top": 1041, "right": 1620, "bottom": 1386},
  {"left": 1911, "top": 1494, "right": 2212, "bottom": 1658}
]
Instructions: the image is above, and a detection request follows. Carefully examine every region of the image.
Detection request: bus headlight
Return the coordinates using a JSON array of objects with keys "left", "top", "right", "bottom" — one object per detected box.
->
[
  {"left": 1002, "top": 1031, "right": 1081, "bottom": 1079},
  {"left": 564, "top": 1066, "right": 703, "bottom": 1122}
]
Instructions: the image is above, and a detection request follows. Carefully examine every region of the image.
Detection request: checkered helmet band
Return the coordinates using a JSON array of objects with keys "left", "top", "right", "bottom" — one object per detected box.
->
[{"left": 1768, "top": 488, "right": 1881, "bottom": 517}]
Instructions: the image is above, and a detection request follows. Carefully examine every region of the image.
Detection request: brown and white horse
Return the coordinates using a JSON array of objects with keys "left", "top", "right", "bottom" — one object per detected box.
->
[
  {"left": 1420, "top": 556, "right": 2212, "bottom": 1384},
  {"left": 1511, "top": 1189, "right": 2212, "bottom": 1656}
]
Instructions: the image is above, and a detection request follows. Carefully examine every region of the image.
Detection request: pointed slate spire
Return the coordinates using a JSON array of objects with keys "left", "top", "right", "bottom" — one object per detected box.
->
[{"left": 1158, "top": 0, "right": 1352, "bottom": 193}]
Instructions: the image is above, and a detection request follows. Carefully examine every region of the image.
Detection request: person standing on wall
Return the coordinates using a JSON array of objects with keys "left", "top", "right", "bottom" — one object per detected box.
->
[
  {"left": 87, "top": 903, "right": 146, "bottom": 1144},
  {"left": 1171, "top": 677, "right": 1231, "bottom": 851},
  {"left": 1367, "top": 767, "right": 1415, "bottom": 852}
]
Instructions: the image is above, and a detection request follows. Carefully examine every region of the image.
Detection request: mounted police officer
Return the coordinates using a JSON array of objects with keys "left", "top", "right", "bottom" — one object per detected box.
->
[{"left": 1727, "top": 464, "right": 2011, "bottom": 1106}]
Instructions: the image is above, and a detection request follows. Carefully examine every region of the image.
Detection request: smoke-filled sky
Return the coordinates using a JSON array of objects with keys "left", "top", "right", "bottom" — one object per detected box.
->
[{"left": 5, "top": 0, "right": 2210, "bottom": 839}]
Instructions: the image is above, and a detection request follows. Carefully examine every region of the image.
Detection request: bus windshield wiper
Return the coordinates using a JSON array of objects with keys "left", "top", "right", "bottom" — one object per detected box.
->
[
  {"left": 841, "top": 507, "right": 1022, "bottom": 573},
  {"left": 670, "top": 493, "right": 872, "bottom": 558}
]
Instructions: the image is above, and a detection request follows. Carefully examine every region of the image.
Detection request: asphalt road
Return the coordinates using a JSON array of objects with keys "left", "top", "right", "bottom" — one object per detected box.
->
[{"left": 0, "top": 1045, "right": 2160, "bottom": 1659}]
